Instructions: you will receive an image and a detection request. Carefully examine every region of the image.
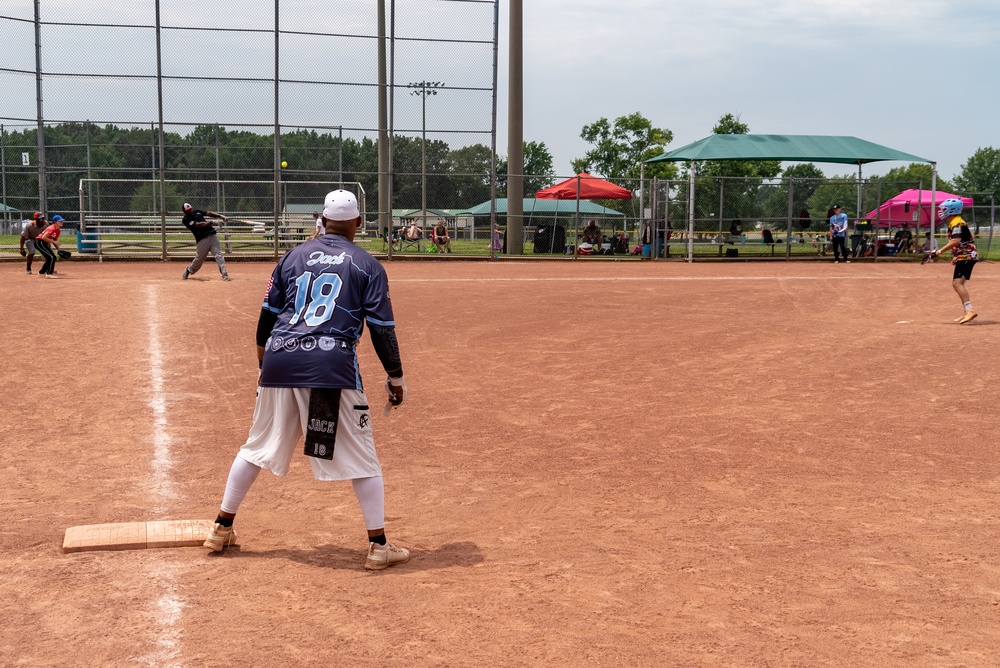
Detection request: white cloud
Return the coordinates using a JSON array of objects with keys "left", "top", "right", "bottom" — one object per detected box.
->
[{"left": 4, "top": 0, "right": 999, "bottom": 180}]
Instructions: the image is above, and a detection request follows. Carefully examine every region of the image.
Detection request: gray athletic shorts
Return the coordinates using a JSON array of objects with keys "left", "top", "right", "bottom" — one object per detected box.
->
[
  {"left": 237, "top": 387, "right": 381, "bottom": 481},
  {"left": 24, "top": 239, "right": 36, "bottom": 253}
]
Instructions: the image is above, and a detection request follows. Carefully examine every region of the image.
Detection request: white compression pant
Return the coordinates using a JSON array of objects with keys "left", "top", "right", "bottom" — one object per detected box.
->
[
  {"left": 219, "top": 455, "right": 385, "bottom": 530},
  {"left": 351, "top": 475, "right": 385, "bottom": 531},
  {"left": 220, "top": 456, "right": 261, "bottom": 514}
]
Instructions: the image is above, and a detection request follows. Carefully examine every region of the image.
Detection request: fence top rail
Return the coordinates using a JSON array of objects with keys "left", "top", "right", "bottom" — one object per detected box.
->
[{"left": 78, "top": 178, "right": 365, "bottom": 185}]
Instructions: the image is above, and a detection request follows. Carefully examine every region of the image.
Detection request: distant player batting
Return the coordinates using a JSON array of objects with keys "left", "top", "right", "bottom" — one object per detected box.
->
[
  {"left": 181, "top": 202, "right": 230, "bottom": 281},
  {"left": 926, "top": 198, "right": 978, "bottom": 324},
  {"left": 203, "top": 189, "right": 411, "bottom": 571}
]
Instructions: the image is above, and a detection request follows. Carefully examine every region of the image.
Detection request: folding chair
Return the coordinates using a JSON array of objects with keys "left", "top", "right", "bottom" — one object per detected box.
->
[{"left": 400, "top": 230, "right": 422, "bottom": 252}]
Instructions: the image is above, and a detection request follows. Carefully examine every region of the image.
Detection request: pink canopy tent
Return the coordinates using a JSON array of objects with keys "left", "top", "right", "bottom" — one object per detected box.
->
[
  {"left": 536, "top": 173, "right": 633, "bottom": 200},
  {"left": 866, "top": 189, "right": 973, "bottom": 228}
]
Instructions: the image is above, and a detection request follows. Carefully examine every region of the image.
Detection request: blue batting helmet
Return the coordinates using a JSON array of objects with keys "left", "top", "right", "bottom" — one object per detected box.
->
[{"left": 938, "top": 198, "right": 963, "bottom": 218}]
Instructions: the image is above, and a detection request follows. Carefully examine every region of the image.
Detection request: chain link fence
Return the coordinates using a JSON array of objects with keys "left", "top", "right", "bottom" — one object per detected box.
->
[
  {"left": 4, "top": 3, "right": 995, "bottom": 262},
  {"left": 0, "top": 0, "right": 500, "bottom": 259},
  {"left": 76, "top": 178, "right": 371, "bottom": 259},
  {"left": 647, "top": 177, "right": 997, "bottom": 262}
]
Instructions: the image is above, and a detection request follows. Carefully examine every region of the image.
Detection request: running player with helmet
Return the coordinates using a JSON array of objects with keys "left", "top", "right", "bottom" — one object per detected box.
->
[
  {"left": 926, "top": 198, "right": 978, "bottom": 324},
  {"left": 204, "top": 189, "right": 410, "bottom": 570}
]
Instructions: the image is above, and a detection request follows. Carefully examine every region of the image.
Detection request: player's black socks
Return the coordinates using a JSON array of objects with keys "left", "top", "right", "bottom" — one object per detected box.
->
[
  {"left": 369, "top": 533, "right": 386, "bottom": 546},
  {"left": 215, "top": 515, "right": 234, "bottom": 528}
]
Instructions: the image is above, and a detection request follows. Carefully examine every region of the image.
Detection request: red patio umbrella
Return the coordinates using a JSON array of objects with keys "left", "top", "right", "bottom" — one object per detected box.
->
[{"left": 535, "top": 173, "right": 633, "bottom": 200}]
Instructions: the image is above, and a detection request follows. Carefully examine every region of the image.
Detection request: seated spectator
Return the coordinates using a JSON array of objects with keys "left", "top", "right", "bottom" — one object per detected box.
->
[
  {"left": 919, "top": 231, "right": 933, "bottom": 254},
  {"left": 894, "top": 226, "right": 913, "bottom": 254},
  {"left": 396, "top": 222, "right": 421, "bottom": 250},
  {"left": 862, "top": 234, "right": 875, "bottom": 257},
  {"left": 581, "top": 220, "right": 603, "bottom": 246},
  {"left": 729, "top": 219, "right": 743, "bottom": 243},
  {"left": 761, "top": 228, "right": 775, "bottom": 244},
  {"left": 431, "top": 219, "right": 452, "bottom": 253},
  {"left": 390, "top": 226, "right": 406, "bottom": 250}
]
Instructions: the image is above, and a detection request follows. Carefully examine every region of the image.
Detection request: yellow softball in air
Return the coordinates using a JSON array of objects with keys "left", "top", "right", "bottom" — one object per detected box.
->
[{"left": 281, "top": 161, "right": 288, "bottom": 168}]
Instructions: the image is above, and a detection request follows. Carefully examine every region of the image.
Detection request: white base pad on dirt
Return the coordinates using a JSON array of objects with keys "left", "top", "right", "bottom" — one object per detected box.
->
[{"left": 63, "top": 519, "right": 218, "bottom": 553}]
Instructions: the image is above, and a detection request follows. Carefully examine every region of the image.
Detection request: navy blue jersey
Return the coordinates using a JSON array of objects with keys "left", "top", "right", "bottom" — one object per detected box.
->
[
  {"left": 183, "top": 209, "right": 217, "bottom": 241},
  {"left": 259, "top": 234, "right": 395, "bottom": 389}
]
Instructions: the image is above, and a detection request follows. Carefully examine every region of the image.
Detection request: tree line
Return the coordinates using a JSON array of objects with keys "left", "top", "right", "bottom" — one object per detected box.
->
[
  {"left": 4, "top": 116, "right": 996, "bottom": 224},
  {"left": 571, "top": 111, "right": 1000, "bottom": 229},
  {"left": 1, "top": 123, "right": 557, "bottom": 215}
]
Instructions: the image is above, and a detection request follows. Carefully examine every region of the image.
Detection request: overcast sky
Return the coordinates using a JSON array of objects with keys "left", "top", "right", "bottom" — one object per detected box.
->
[
  {"left": 5, "top": 1, "right": 998, "bottom": 181},
  {"left": 510, "top": 0, "right": 1000, "bottom": 179}
]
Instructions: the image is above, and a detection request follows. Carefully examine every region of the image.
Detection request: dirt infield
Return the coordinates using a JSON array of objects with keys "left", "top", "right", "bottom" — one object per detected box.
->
[{"left": 2, "top": 259, "right": 999, "bottom": 666}]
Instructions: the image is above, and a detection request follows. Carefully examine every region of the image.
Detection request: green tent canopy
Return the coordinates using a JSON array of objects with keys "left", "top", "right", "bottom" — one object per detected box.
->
[
  {"left": 465, "top": 198, "right": 625, "bottom": 217},
  {"left": 645, "top": 134, "right": 932, "bottom": 165}
]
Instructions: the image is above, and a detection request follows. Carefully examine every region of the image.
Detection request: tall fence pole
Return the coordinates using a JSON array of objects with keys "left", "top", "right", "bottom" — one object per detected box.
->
[
  {"left": 377, "top": 0, "right": 391, "bottom": 250},
  {"left": 33, "top": 0, "right": 47, "bottom": 214},
  {"left": 1, "top": 124, "right": 7, "bottom": 230},
  {"left": 507, "top": 0, "right": 523, "bottom": 255},
  {"left": 386, "top": 0, "right": 395, "bottom": 259},
  {"left": 687, "top": 170, "right": 695, "bottom": 262},
  {"left": 786, "top": 177, "right": 793, "bottom": 259},
  {"left": 488, "top": 0, "right": 499, "bottom": 251},
  {"left": 155, "top": 0, "right": 167, "bottom": 259},
  {"left": 273, "top": 0, "right": 281, "bottom": 260}
]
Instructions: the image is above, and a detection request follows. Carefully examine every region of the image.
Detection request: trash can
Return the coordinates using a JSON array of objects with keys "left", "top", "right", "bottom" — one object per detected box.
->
[{"left": 78, "top": 231, "right": 97, "bottom": 254}]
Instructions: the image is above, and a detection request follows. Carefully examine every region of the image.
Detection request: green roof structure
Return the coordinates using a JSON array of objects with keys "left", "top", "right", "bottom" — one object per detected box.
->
[
  {"left": 466, "top": 198, "right": 624, "bottom": 217},
  {"left": 646, "top": 134, "right": 931, "bottom": 166}
]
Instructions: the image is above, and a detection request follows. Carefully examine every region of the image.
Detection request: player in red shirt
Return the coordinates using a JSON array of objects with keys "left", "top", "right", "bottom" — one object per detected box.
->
[{"left": 36, "top": 215, "right": 64, "bottom": 278}]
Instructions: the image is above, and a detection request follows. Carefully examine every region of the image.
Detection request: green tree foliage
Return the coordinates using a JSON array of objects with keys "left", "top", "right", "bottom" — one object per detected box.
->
[
  {"left": 806, "top": 176, "right": 863, "bottom": 225},
  {"left": 128, "top": 181, "right": 186, "bottom": 214},
  {"left": 876, "top": 163, "right": 953, "bottom": 195},
  {"left": 0, "top": 122, "right": 648, "bottom": 217},
  {"left": 688, "top": 114, "right": 782, "bottom": 180},
  {"left": 953, "top": 147, "right": 1000, "bottom": 204},
  {"left": 755, "top": 163, "right": 827, "bottom": 228},
  {"left": 571, "top": 112, "right": 676, "bottom": 183},
  {"left": 497, "top": 140, "right": 556, "bottom": 197},
  {"left": 687, "top": 114, "right": 782, "bottom": 226},
  {"left": 448, "top": 143, "right": 494, "bottom": 208}
]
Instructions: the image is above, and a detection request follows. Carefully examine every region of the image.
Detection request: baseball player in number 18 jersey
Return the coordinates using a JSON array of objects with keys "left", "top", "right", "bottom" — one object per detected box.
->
[{"left": 204, "top": 189, "right": 410, "bottom": 570}]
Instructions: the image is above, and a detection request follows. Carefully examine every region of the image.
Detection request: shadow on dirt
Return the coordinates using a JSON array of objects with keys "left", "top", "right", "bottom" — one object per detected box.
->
[{"left": 221, "top": 540, "right": 484, "bottom": 572}]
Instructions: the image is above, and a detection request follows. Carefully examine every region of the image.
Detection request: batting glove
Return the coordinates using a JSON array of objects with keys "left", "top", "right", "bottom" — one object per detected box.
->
[{"left": 382, "top": 375, "right": 407, "bottom": 416}]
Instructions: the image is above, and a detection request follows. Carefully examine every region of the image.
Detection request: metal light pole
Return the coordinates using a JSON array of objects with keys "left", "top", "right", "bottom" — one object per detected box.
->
[{"left": 409, "top": 81, "right": 443, "bottom": 228}]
